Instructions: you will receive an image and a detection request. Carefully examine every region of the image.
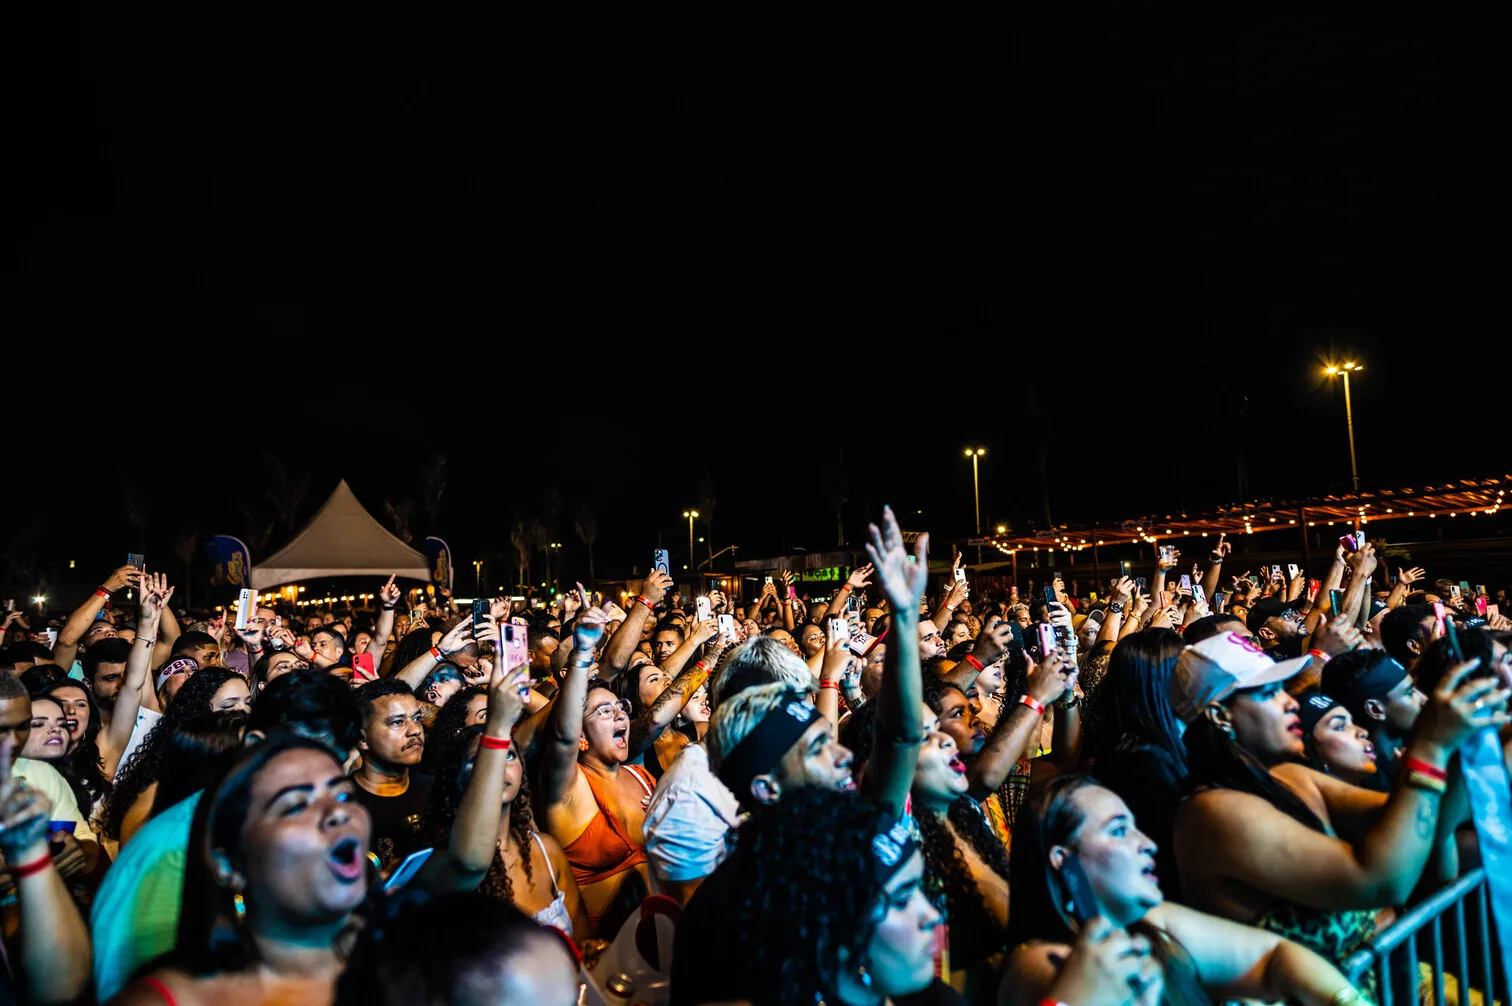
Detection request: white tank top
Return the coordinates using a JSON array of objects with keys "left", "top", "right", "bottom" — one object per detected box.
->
[{"left": 528, "top": 830, "right": 574, "bottom": 937}]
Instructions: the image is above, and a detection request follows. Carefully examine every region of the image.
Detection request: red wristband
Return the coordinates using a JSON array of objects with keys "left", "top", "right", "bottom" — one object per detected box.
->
[
  {"left": 1307, "top": 649, "right": 1332, "bottom": 663},
  {"left": 694, "top": 660, "right": 709, "bottom": 673},
  {"left": 95, "top": 587, "right": 111, "bottom": 599},
  {"left": 1018, "top": 695, "right": 1047, "bottom": 717},
  {"left": 478, "top": 735, "right": 511, "bottom": 751},
  {"left": 1403, "top": 756, "right": 1447, "bottom": 781},
  {"left": 429, "top": 646, "right": 444, "bottom": 661},
  {"left": 964, "top": 654, "right": 985, "bottom": 672},
  {"left": 10, "top": 853, "right": 53, "bottom": 880},
  {"left": 634, "top": 595, "right": 654, "bottom": 612},
  {"left": 818, "top": 679, "right": 840, "bottom": 691}
]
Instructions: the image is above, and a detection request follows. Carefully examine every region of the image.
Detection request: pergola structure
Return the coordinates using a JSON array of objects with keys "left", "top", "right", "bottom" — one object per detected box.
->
[{"left": 976, "top": 474, "right": 1509, "bottom": 580}]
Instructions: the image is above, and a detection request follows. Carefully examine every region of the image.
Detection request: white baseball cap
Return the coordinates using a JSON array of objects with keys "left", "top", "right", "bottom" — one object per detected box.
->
[{"left": 1170, "top": 632, "right": 1314, "bottom": 723}]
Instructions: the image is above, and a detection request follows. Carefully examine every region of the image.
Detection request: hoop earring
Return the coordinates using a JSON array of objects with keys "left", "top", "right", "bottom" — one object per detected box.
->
[
  {"left": 367, "top": 851, "right": 382, "bottom": 872},
  {"left": 232, "top": 892, "right": 246, "bottom": 921}
]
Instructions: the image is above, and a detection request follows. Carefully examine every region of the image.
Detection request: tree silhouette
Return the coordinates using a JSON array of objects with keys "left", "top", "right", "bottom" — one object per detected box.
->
[
  {"left": 384, "top": 499, "right": 416, "bottom": 544},
  {"left": 263, "top": 455, "right": 309, "bottom": 535},
  {"left": 574, "top": 504, "right": 599, "bottom": 581},
  {"left": 172, "top": 530, "right": 199, "bottom": 610},
  {"left": 510, "top": 520, "right": 532, "bottom": 587},
  {"left": 420, "top": 454, "right": 447, "bottom": 533}
]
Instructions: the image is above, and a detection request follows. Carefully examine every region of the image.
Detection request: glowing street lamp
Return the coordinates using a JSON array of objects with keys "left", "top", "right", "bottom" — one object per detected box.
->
[
  {"left": 964, "top": 448, "right": 986, "bottom": 564},
  {"left": 682, "top": 510, "right": 700, "bottom": 572},
  {"left": 1323, "top": 362, "right": 1362, "bottom": 492}
]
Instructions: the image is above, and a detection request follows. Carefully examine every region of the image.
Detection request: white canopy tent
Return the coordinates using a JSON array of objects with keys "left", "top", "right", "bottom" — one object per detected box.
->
[{"left": 250, "top": 479, "right": 430, "bottom": 588}]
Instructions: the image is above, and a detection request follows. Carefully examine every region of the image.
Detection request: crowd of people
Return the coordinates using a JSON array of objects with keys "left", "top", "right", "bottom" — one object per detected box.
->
[{"left": 0, "top": 518, "right": 1509, "bottom": 1005}]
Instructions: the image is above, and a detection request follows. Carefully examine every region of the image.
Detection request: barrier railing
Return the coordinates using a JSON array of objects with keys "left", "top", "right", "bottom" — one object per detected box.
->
[{"left": 1339, "top": 868, "right": 1502, "bottom": 1006}]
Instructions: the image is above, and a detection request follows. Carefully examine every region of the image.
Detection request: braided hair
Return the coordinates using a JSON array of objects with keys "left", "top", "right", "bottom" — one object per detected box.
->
[
  {"left": 913, "top": 794, "right": 1013, "bottom": 968},
  {"left": 422, "top": 725, "right": 536, "bottom": 903}
]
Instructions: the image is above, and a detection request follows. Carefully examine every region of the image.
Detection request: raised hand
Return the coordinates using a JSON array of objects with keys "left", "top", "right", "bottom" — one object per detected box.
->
[
  {"left": 821, "top": 619, "right": 850, "bottom": 681},
  {"left": 642, "top": 569, "right": 673, "bottom": 606},
  {"left": 1026, "top": 649, "right": 1072, "bottom": 707},
  {"left": 865, "top": 505, "right": 929, "bottom": 612},
  {"left": 484, "top": 657, "right": 533, "bottom": 730},
  {"left": 1210, "top": 533, "right": 1231, "bottom": 562},
  {"left": 378, "top": 575, "right": 400, "bottom": 609},
  {"left": 1346, "top": 541, "right": 1378, "bottom": 578},
  {"left": 1156, "top": 548, "right": 1180, "bottom": 572},
  {"left": 489, "top": 596, "right": 512, "bottom": 620},
  {"left": 102, "top": 565, "right": 144, "bottom": 594},
  {"left": 1110, "top": 576, "right": 1134, "bottom": 606},
  {"left": 573, "top": 605, "right": 609, "bottom": 653},
  {"left": 1309, "top": 612, "right": 1363, "bottom": 656},
  {"left": 942, "top": 577, "right": 968, "bottom": 611},
  {"left": 845, "top": 563, "right": 875, "bottom": 591},
  {"left": 562, "top": 590, "right": 583, "bottom": 618},
  {"left": 0, "top": 736, "right": 54, "bottom": 859},
  {"left": 970, "top": 620, "right": 1015, "bottom": 667},
  {"left": 138, "top": 573, "right": 174, "bottom": 622},
  {"left": 1397, "top": 566, "right": 1426, "bottom": 587},
  {"left": 1416, "top": 658, "right": 1512, "bottom": 754},
  {"left": 437, "top": 614, "right": 475, "bottom": 655}
]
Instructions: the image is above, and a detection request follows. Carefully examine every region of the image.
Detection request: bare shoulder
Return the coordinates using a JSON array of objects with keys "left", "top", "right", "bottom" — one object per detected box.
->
[{"left": 1002, "top": 940, "right": 1069, "bottom": 1006}]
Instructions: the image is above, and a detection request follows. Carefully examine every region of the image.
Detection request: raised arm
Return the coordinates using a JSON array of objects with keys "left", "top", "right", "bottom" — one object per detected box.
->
[
  {"left": 104, "top": 574, "right": 173, "bottom": 773},
  {"left": 1387, "top": 566, "right": 1425, "bottom": 611},
  {"left": 1303, "top": 544, "right": 1349, "bottom": 634},
  {"left": 1193, "top": 658, "right": 1505, "bottom": 910},
  {"left": 940, "top": 620, "right": 1013, "bottom": 693},
  {"left": 601, "top": 570, "right": 670, "bottom": 676},
  {"left": 968, "top": 649, "right": 1070, "bottom": 799},
  {"left": 441, "top": 658, "right": 530, "bottom": 887},
  {"left": 0, "top": 744, "right": 93, "bottom": 1006},
  {"left": 151, "top": 601, "right": 181, "bottom": 669},
  {"left": 859, "top": 506, "right": 928, "bottom": 821},
  {"left": 393, "top": 614, "right": 474, "bottom": 692},
  {"left": 778, "top": 570, "right": 797, "bottom": 632},
  {"left": 1199, "top": 534, "right": 1230, "bottom": 601},
  {"left": 539, "top": 608, "right": 607, "bottom": 810},
  {"left": 627, "top": 619, "right": 725, "bottom": 759},
  {"left": 830, "top": 564, "right": 873, "bottom": 624},
  {"left": 54, "top": 564, "right": 141, "bottom": 669},
  {"left": 932, "top": 554, "right": 968, "bottom": 631},
  {"left": 1096, "top": 578, "right": 1135, "bottom": 646},
  {"left": 369, "top": 575, "right": 400, "bottom": 657}
]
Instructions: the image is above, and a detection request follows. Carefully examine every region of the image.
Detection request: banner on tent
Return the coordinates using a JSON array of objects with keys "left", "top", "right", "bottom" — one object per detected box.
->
[
  {"left": 205, "top": 535, "right": 253, "bottom": 587},
  {"left": 426, "top": 537, "right": 453, "bottom": 592}
]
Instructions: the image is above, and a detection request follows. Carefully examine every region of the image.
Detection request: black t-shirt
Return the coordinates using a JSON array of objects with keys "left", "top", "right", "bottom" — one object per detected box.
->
[{"left": 354, "top": 772, "right": 434, "bottom": 872}]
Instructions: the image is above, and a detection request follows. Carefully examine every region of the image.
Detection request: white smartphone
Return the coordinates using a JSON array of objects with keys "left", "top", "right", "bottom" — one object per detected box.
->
[
  {"left": 1270, "top": 565, "right": 1282, "bottom": 579},
  {"left": 44, "top": 628, "right": 58, "bottom": 648},
  {"left": 384, "top": 847, "right": 435, "bottom": 890},
  {"left": 764, "top": 575, "right": 774, "bottom": 586},
  {"left": 696, "top": 596, "right": 712, "bottom": 622},
  {"left": 717, "top": 613, "right": 737, "bottom": 642},
  {"left": 953, "top": 567, "right": 966, "bottom": 583},
  {"left": 1287, "top": 564, "right": 1299, "bottom": 579},
  {"left": 235, "top": 588, "right": 255, "bottom": 631},
  {"left": 828, "top": 615, "right": 851, "bottom": 646}
]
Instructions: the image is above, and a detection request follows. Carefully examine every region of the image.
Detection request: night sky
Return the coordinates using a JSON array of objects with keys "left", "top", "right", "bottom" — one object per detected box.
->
[{"left": 5, "top": 4, "right": 1499, "bottom": 592}]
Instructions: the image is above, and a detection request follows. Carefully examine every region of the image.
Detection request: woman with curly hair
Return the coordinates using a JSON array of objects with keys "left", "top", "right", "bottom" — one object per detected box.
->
[
  {"left": 102, "top": 666, "right": 252, "bottom": 845},
  {"left": 418, "top": 684, "right": 486, "bottom": 776},
  {"left": 671, "top": 786, "right": 949, "bottom": 1006},
  {"left": 427, "top": 660, "right": 588, "bottom": 938},
  {"left": 911, "top": 699, "right": 1013, "bottom": 987}
]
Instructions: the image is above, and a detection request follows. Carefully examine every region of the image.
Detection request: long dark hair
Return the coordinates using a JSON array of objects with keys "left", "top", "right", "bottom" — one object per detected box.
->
[
  {"left": 418, "top": 685, "right": 484, "bottom": 776},
  {"left": 102, "top": 667, "right": 244, "bottom": 840},
  {"left": 37, "top": 679, "right": 112, "bottom": 810},
  {"left": 148, "top": 711, "right": 248, "bottom": 818},
  {"left": 1007, "top": 773, "right": 1097, "bottom": 948},
  {"left": 421, "top": 725, "right": 537, "bottom": 903},
  {"left": 720, "top": 787, "right": 903, "bottom": 1004},
  {"left": 24, "top": 692, "right": 98, "bottom": 815},
  {"left": 174, "top": 733, "right": 379, "bottom": 976},
  {"left": 334, "top": 887, "right": 574, "bottom": 1006},
  {"left": 1182, "top": 712, "right": 1325, "bottom": 832},
  {"left": 915, "top": 797, "right": 1011, "bottom": 966},
  {"left": 1087, "top": 629, "right": 1188, "bottom": 777}
]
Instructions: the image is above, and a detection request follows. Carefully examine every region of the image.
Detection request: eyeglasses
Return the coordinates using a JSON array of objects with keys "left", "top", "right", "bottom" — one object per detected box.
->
[
  {"left": 586, "top": 699, "right": 631, "bottom": 721},
  {"left": 276, "top": 660, "right": 311, "bottom": 671}
]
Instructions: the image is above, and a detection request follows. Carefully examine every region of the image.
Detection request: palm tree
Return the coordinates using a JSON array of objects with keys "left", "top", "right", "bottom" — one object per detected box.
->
[
  {"left": 263, "top": 455, "right": 309, "bottom": 535},
  {"left": 510, "top": 520, "right": 532, "bottom": 587},
  {"left": 123, "top": 478, "right": 152, "bottom": 550},
  {"left": 420, "top": 454, "right": 447, "bottom": 533},
  {"left": 574, "top": 505, "right": 599, "bottom": 582},
  {"left": 384, "top": 499, "right": 416, "bottom": 544},
  {"left": 172, "top": 530, "right": 199, "bottom": 610},
  {"left": 696, "top": 475, "right": 718, "bottom": 567},
  {"left": 825, "top": 453, "right": 848, "bottom": 546},
  {"left": 531, "top": 520, "right": 554, "bottom": 589}
]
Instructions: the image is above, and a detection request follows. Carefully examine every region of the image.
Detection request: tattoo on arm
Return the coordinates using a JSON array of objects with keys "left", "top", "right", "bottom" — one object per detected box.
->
[
  {"left": 1416, "top": 797, "right": 1437, "bottom": 840},
  {"left": 644, "top": 667, "right": 711, "bottom": 723}
]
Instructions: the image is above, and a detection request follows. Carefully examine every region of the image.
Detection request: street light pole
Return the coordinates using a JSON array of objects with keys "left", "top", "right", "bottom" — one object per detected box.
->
[
  {"left": 1324, "top": 363, "right": 1362, "bottom": 492},
  {"left": 965, "top": 448, "right": 986, "bottom": 565},
  {"left": 682, "top": 510, "right": 700, "bottom": 574}
]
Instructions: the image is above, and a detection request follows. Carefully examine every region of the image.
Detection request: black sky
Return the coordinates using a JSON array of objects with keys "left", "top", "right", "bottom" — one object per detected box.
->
[{"left": 4, "top": 3, "right": 1503, "bottom": 588}]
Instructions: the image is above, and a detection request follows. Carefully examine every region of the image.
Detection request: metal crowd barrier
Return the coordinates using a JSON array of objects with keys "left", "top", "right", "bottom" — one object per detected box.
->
[{"left": 1339, "top": 868, "right": 1502, "bottom": 1006}]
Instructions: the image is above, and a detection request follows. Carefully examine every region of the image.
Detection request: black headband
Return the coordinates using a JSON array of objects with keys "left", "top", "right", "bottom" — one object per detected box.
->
[
  {"left": 1332, "top": 656, "right": 1408, "bottom": 718},
  {"left": 717, "top": 692, "right": 822, "bottom": 808},
  {"left": 869, "top": 818, "right": 919, "bottom": 887}
]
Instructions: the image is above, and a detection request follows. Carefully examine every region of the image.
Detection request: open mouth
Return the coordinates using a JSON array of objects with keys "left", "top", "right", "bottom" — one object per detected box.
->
[
  {"left": 1286, "top": 718, "right": 1303, "bottom": 737},
  {"left": 1363, "top": 744, "right": 1376, "bottom": 759},
  {"left": 1141, "top": 863, "right": 1159, "bottom": 882},
  {"left": 612, "top": 724, "right": 628, "bottom": 747},
  {"left": 836, "top": 774, "right": 856, "bottom": 791},
  {"left": 45, "top": 736, "right": 66, "bottom": 747},
  {"left": 328, "top": 836, "right": 366, "bottom": 882},
  {"left": 948, "top": 756, "right": 967, "bottom": 775}
]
